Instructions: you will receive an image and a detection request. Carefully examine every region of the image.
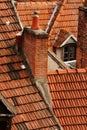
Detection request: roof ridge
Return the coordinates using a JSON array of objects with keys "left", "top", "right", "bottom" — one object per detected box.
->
[
  {"left": 48, "top": 68, "right": 87, "bottom": 75},
  {"left": 11, "top": 0, "right": 23, "bottom": 29}
]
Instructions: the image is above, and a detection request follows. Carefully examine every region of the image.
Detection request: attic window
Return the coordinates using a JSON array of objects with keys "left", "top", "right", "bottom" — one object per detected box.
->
[{"left": 63, "top": 44, "right": 76, "bottom": 61}]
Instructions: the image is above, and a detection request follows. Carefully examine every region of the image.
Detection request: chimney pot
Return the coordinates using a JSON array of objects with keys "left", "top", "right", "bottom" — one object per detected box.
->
[{"left": 31, "top": 10, "right": 40, "bottom": 30}]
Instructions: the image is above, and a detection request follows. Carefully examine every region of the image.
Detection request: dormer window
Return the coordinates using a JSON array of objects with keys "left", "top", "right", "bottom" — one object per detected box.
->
[
  {"left": 53, "top": 30, "right": 77, "bottom": 68},
  {"left": 63, "top": 43, "right": 76, "bottom": 61}
]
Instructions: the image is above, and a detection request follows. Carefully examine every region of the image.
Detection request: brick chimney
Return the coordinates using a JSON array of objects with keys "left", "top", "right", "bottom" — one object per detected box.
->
[
  {"left": 23, "top": 11, "right": 48, "bottom": 79},
  {"left": 23, "top": 11, "right": 52, "bottom": 106},
  {"left": 76, "top": 2, "right": 87, "bottom": 68},
  {"left": 84, "top": 0, "right": 87, "bottom": 6}
]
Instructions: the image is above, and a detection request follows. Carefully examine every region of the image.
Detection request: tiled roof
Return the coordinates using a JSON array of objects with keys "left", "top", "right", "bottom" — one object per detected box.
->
[
  {"left": 0, "top": 0, "right": 21, "bottom": 45},
  {"left": 15, "top": 0, "right": 83, "bottom": 50},
  {"left": 53, "top": 29, "right": 71, "bottom": 48},
  {"left": 49, "top": 0, "right": 83, "bottom": 45},
  {"left": 16, "top": 1, "right": 57, "bottom": 30},
  {"left": 0, "top": 0, "right": 61, "bottom": 129},
  {"left": 48, "top": 69, "right": 87, "bottom": 130},
  {"left": 15, "top": 0, "right": 59, "bottom": 2}
]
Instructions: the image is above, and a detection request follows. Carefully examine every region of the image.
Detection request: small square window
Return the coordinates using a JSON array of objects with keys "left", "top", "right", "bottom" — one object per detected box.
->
[{"left": 63, "top": 44, "right": 76, "bottom": 61}]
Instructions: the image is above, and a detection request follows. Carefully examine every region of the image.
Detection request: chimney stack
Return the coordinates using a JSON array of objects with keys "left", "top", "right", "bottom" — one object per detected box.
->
[
  {"left": 23, "top": 11, "right": 48, "bottom": 79},
  {"left": 23, "top": 11, "right": 52, "bottom": 106},
  {"left": 76, "top": 2, "right": 87, "bottom": 68},
  {"left": 84, "top": 0, "right": 87, "bottom": 6}
]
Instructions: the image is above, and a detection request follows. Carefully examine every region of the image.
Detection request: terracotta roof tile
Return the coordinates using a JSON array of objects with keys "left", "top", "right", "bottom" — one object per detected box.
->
[
  {"left": 0, "top": 0, "right": 61, "bottom": 129},
  {"left": 49, "top": 0, "right": 83, "bottom": 46},
  {"left": 16, "top": 1, "right": 56, "bottom": 30},
  {"left": 48, "top": 68, "right": 87, "bottom": 129},
  {"left": 54, "top": 29, "right": 71, "bottom": 48},
  {"left": 15, "top": 0, "right": 58, "bottom": 1}
]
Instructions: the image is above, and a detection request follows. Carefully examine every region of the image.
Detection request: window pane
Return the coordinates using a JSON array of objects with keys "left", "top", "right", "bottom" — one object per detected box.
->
[
  {"left": 64, "top": 44, "right": 76, "bottom": 61},
  {"left": 64, "top": 46, "right": 68, "bottom": 52}
]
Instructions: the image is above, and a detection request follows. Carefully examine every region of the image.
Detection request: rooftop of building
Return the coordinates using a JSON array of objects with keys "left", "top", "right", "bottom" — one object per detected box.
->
[
  {"left": 48, "top": 68, "right": 87, "bottom": 130},
  {"left": 0, "top": 0, "right": 86, "bottom": 130},
  {"left": 0, "top": 0, "right": 61, "bottom": 129}
]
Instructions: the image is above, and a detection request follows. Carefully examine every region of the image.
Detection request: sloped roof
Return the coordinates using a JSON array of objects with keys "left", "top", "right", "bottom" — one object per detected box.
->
[
  {"left": 0, "top": 0, "right": 21, "bottom": 46},
  {"left": 48, "top": 69, "right": 87, "bottom": 130},
  {"left": 15, "top": 0, "right": 83, "bottom": 50},
  {"left": 49, "top": 0, "right": 83, "bottom": 44},
  {"left": 15, "top": 0, "right": 60, "bottom": 2},
  {"left": 53, "top": 29, "right": 71, "bottom": 48},
  {"left": 53, "top": 29, "right": 77, "bottom": 48},
  {"left": 16, "top": 1, "right": 58, "bottom": 30},
  {"left": 0, "top": 0, "right": 61, "bottom": 129},
  {"left": 0, "top": 93, "right": 17, "bottom": 115}
]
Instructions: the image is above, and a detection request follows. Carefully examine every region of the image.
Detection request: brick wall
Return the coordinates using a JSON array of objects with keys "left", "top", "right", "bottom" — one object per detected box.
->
[
  {"left": 23, "top": 28, "right": 48, "bottom": 79},
  {"left": 84, "top": 0, "right": 87, "bottom": 6},
  {"left": 76, "top": 6, "right": 87, "bottom": 68}
]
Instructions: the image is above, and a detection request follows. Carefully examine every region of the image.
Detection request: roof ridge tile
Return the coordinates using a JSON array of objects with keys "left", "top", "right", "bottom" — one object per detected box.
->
[
  {"left": 56, "top": 69, "right": 67, "bottom": 74},
  {"left": 76, "top": 68, "right": 87, "bottom": 73},
  {"left": 66, "top": 69, "right": 77, "bottom": 74},
  {"left": 48, "top": 68, "right": 87, "bottom": 75}
]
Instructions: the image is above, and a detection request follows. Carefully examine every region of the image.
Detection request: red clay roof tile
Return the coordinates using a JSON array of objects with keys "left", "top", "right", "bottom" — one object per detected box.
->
[
  {"left": 16, "top": 1, "right": 57, "bottom": 30},
  {"left": 49, "top": 0, "right": 83, "bottom": 46},
  {"left": 48, "top": 68, "right": 87, "bottom": 129},
  {"left": 54, "top": 29, "right": 71, "bottom": 48},
  {"left": 0, "top": 0, "right": 61, "bottom": 129}
]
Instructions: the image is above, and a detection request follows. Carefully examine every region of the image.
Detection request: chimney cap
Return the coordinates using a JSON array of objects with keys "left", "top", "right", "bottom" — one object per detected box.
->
[{"left": 33, "top": 10, "right": 39, "bottom": 15}]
